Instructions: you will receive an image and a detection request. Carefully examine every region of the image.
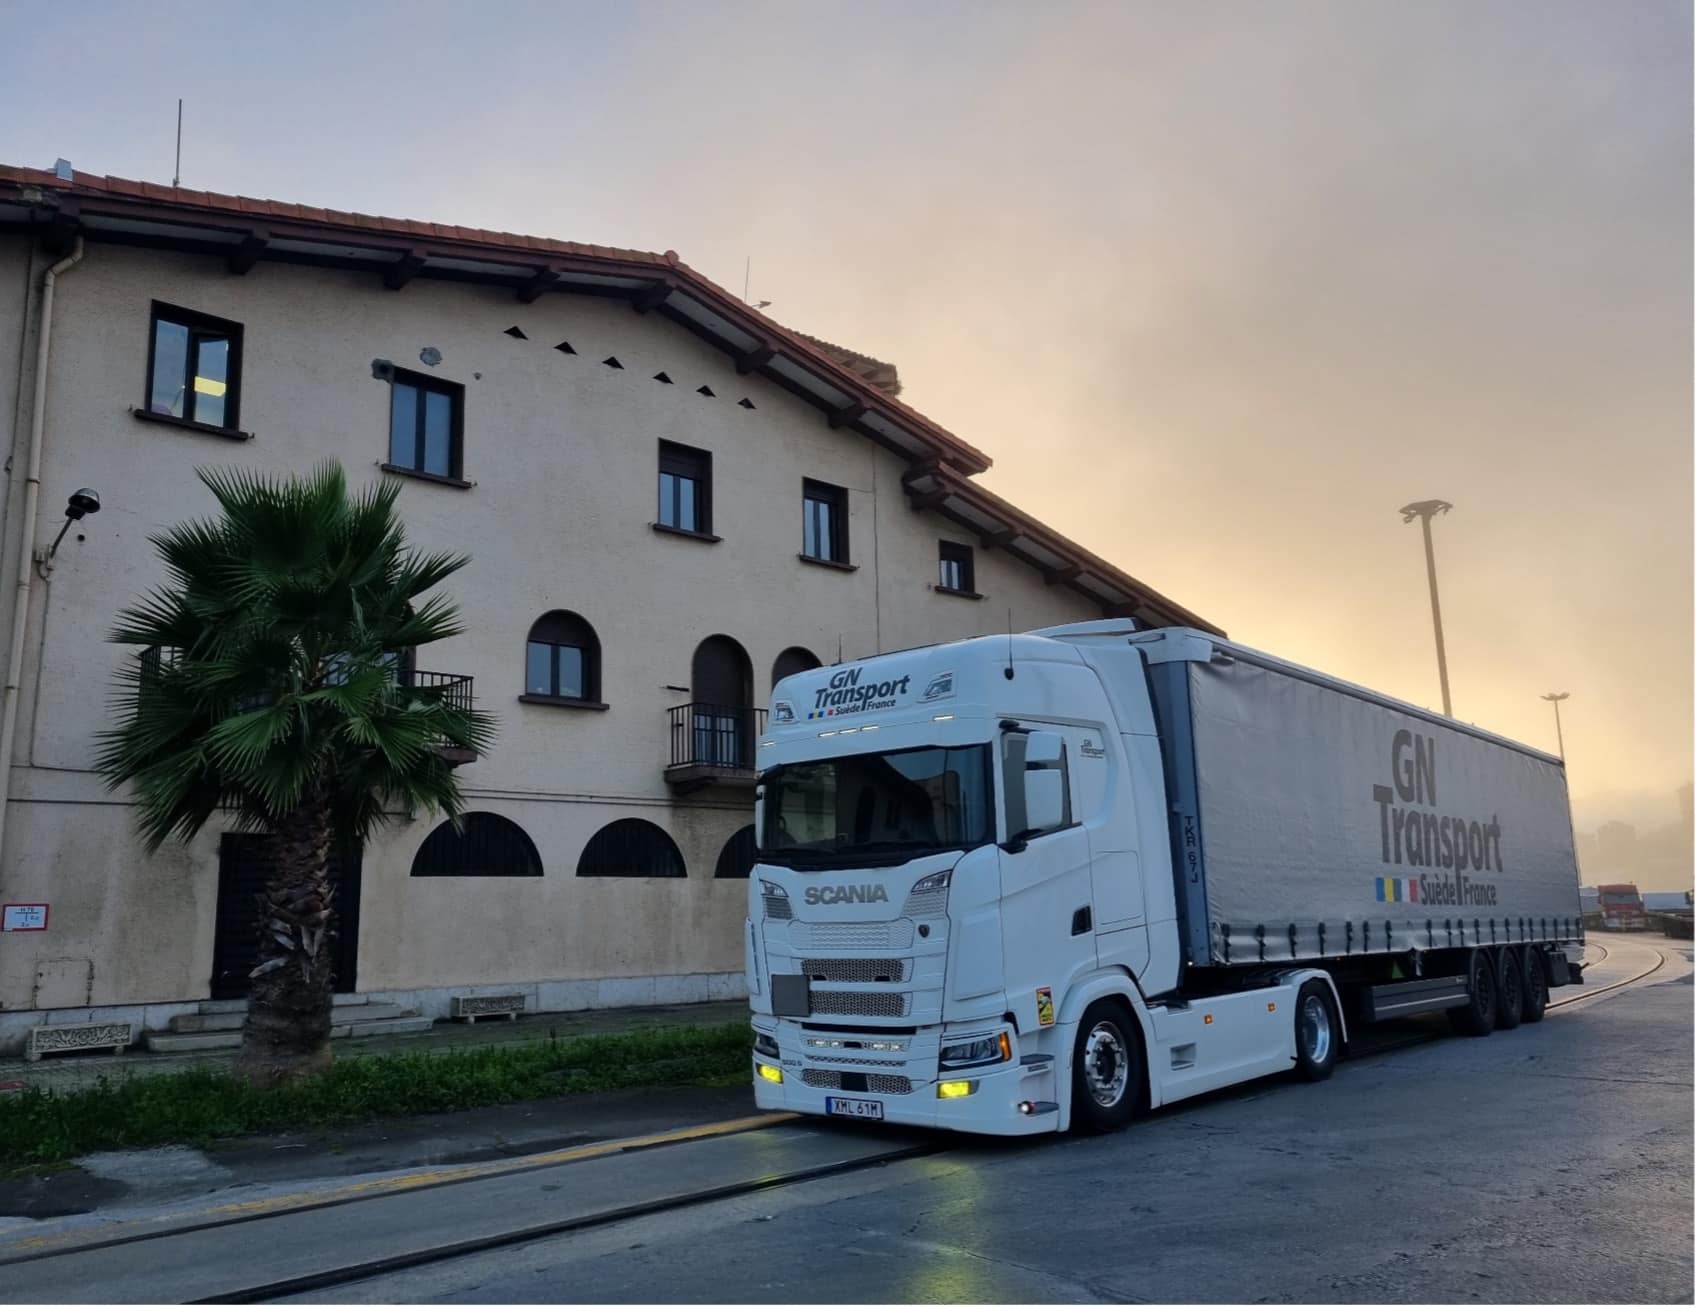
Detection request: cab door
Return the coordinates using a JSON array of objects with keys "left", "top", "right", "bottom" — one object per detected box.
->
[{"left": 997, "top": 725, "right": 1096, "bottom": 1034}]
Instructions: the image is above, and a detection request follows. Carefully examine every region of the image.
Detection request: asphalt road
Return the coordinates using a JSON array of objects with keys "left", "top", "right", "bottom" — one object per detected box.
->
[
  {"left": 314, "top": 937, "right": 1693, "bottom": 1305},
  {"left": 2, "top": 937, "right": 1688, "bottom": 1304}
]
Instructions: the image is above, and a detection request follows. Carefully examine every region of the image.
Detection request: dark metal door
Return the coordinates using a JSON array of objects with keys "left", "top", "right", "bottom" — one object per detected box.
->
[{"left": 212, "top": 834, "right": 362, "bottom": 1000}]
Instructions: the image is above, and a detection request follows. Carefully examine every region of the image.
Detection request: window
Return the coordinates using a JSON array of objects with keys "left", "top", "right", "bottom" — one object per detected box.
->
[
  {"left": 657, "top": 441, "right": 712, "bottom": 535},
  {"left": 577, "top": 818, "right": 686, "bottom": 878},
  {"left": 802, "top": 479, "right": 849, "bottom": 564},
  {"left": 772, "top": 647, "right": 821, "bottom": 690},
  {"left": 523, "top": 611, "right": 601, "bottom": 704},
  {"left": 147, "top": 302, "right": 242, "bottom": 429},
  {"left": 1001, "top": 731, "right": 1072, "bottom": 840},
  {"left": 386, "top": 367, "right": 463, "bottom": 480},
  {"left": 410, "top": 812, "right": 543, "bottom": 877},
  {"left": 715, "top": 825, "right": 758, "bottom": 879},
  {"left": 938, "top": 541, "right": 976, "bottom": 595}
]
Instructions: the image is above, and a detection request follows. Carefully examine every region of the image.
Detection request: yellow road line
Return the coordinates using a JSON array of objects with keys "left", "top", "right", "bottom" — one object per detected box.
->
[{"left": 1, "top": 1111, "right": 796, "bottom": 1259}]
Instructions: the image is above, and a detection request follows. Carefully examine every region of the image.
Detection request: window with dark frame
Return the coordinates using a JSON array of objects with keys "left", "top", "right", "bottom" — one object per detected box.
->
[
  {"left": 657, "top": 441, "right": 712, "bottom": 534},
  {"left": 386, "top": 368, "right": 463, "bottom": 480},
  {"left": 938, "top": 541, "right": 976, "bottom": 594},
  {"left": 410, "top": 812, "right": 544, "bottom": 877},
  {"left": 147, "top": 302, "right": 242, "bottom": 429},
  {"left": 802, "top": 479, "right": 848, "bottom": 564},
  {"left": 524, "top": 611, "right": 600, "bottom": 704},
  {"left": 576, "top": 818, "right": 687, "bottom": 878}
]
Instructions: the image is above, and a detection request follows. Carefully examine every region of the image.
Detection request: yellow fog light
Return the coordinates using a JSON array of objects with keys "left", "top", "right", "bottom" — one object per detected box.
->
[
  {"left": 937, "top": 1080, "right": 975, "bottom": 1099},
  {"left": 757, "top": 1063, "right": 784, "bottom": 1084}
]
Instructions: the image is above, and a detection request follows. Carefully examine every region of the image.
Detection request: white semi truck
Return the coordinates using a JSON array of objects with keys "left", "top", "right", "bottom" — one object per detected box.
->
[{"left": 747, "top": 621, "right": 1585, "bottom": 1136}]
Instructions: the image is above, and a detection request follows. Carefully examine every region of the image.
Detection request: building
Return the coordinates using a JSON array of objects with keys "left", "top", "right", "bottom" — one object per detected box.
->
[{"left": 0, "top": 163, "right": 1216, "bottom": 1051}]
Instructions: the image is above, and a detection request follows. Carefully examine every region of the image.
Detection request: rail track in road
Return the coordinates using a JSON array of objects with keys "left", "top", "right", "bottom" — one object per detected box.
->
[{"left": 0, "top": 936, "right": 1677, "bottom": 1305}]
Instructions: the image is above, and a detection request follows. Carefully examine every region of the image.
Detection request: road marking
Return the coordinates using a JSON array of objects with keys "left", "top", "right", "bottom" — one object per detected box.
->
[{"left": 0, "top": 1111, "right": 796, "bottom": 1262}]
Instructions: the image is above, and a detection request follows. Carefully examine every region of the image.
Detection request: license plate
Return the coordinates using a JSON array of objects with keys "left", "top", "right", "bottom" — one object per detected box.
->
[{"left": 825, "top": 1096, "right": 884, "bottom": 1120}]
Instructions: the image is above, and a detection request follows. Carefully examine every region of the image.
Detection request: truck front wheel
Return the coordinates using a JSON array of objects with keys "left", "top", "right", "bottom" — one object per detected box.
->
[
  {"left": 1293, "top": 981, "right": 1340, "bottom": 1081},
  {"left": 1070, "top": 1000, "right": 1142, "bottom": 1133},
  {"left": 1447, "top": 948, "right": 1497, "bottom": 1037},
  {"left": 1494, "top": 948, "right": 1524, "bottom": 1030}
]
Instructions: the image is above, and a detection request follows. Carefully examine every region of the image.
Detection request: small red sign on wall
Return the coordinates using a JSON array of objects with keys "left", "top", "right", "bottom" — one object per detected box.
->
[{"left": 1, "top": 904, "right": 48, "bottom": 931}]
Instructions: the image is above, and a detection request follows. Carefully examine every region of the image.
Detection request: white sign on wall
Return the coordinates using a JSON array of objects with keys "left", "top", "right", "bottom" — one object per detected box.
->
[{"left": 2, "top": 904, "right": 48, "bottom": 931}]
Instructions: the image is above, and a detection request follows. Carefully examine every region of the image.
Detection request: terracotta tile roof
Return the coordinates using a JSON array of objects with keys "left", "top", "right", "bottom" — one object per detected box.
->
[{"left": 0, "top": 162, "right": 1215, "bottom": 632}]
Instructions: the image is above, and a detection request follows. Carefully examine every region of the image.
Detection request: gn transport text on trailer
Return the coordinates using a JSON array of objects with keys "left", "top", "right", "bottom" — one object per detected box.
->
[{"left": 746, "top": 621, "right": 1585, "bottom": 1135}]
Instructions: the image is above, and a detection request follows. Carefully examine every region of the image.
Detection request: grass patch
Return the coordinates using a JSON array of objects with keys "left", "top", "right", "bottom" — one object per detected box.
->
[{"left": 0, "top": 1022, "right": 751, "bottom": 1168}]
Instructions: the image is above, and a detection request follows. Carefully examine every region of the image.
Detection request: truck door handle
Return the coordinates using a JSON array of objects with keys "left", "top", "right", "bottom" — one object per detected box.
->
[{"left": 1071, "top": 906, "right": 1092, "bottom": 936}]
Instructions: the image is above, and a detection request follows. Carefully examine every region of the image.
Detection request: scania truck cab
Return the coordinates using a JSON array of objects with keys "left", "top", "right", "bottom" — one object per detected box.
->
[{"left": 747, "top": 621, "right": 1584, "bottom": 1137}]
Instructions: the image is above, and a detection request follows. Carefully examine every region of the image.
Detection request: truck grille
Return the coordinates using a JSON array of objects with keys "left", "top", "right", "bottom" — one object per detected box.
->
[
  {"left": 809, "top": 991, "right": 909, "bottom": 1018},
  {"left": 791, "top": 921, "right": 914, "bottom": 950},
  {"left": 901, "top": 886, "right": 949, "bottom": 917},
  {"left": 809, "top": 1053, "right": 907, "bottom": 1068},
  {"left": 800, "top": 958, "right": 907, "bottom": 984},
  {"left": 802, "top": 1068, "right": 913, "bottom": 1095}
]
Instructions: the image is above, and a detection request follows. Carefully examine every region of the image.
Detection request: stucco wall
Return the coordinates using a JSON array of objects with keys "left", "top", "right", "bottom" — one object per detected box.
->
[{"left": 0, "top": 239, "right": 1103, "bottom": 1016}]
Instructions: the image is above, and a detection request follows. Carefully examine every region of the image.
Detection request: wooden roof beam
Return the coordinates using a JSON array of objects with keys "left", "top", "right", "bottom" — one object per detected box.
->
[
  {"left": 383, "top": 247, "right": 428, "bottom": 290},
  {"left": 517, "top": 266, "right": 561, "bottom": 303},
  {"left": 829, "top": 402, "right": 868, "bottom": 430},
  {"left": 736, "top": 345, "right": 775, "bottom": 375},
  {"left": 631, "top": 279, "right": 674, "bottom": 313}
]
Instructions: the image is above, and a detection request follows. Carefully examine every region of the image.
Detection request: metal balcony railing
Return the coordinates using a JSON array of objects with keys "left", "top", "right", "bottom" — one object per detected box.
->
[{"left": 667, "top": 702, "right": 766, "bottom": 774}]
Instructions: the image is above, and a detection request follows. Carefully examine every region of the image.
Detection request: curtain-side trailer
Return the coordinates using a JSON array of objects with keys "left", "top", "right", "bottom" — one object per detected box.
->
[{"left": 748, "top": 621, "right": 1585, "bottom": 1136}]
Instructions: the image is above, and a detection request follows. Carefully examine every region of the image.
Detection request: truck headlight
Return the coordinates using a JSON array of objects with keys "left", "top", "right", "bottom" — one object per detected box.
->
[
  {"left": 910, "top": 869, "right": 952, "bottom": 895},
  {"left": 754, "top": 1030, "right": 780, "bottom": 1058},
  {"left": 939, "top": 1030, "right": 1011, "bottom": 1070}
]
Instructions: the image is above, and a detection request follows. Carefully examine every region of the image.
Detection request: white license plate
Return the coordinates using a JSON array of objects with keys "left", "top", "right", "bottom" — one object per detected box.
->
[{"left": 825, "top": 1096, "right": 884, "bottom": 1120}]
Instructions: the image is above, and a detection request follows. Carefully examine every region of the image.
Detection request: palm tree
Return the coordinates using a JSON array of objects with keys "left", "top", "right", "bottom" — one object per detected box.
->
[{"left": 96, "top": 463, "right": 496, "bottom": 1084}]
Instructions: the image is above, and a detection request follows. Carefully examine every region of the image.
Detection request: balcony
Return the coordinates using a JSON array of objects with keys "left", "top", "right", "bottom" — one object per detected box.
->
[
  {"left": 138, "top": 648, "right": 480, "bottom": 767},
  {"left": 665, "top": 702, "right": 766, "bottom": 794}
]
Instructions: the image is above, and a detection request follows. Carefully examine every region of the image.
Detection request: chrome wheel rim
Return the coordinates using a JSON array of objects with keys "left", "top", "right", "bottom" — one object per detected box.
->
[
  {"left": 1300, "top": 994, "right": 1332, "bottom": 1064},
  {"left": 1082, "top": 1021, "right": 1128, "bottom": 1108}
]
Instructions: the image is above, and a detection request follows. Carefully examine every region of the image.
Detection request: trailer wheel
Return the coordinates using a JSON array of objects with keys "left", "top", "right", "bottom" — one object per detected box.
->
[
  {"left": 1293, "top": 981, "right": 1339, "bottom": 1081},
  {"left": 1519, "top": 947, "right": 1548, "bottom": 1024},
  {"left": 1070, "top": 1000, "right": 1142, "bottom": 1133},
  {"left": 1493, "top": 948, "right": 1524, "bottom": 1030},
  {"left": 1447, "top": 948, "right": 1497, "bottom": 1037}
]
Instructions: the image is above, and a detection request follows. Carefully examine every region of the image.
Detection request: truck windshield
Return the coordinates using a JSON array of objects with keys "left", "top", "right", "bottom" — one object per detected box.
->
[{"left": 760, "top": 745, "right": 993, "bottom": 868}]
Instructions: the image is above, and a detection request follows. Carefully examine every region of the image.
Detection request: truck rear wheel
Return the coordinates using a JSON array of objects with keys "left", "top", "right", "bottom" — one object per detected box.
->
[
  {"left": 1070, "top": 1000, "right": 1142, "bottom": 1133},
  {"left": 1519, "top": 947, "right": 1548, "bottom": 1023},
  {"left": 1447, "top": 948, "right": 1497, "bottom": 1037},
  {"left": 1293, "top": 981, "right": 1339, "bottom": 1081},
  {"left": 1494, "top": 948, "right": 1524, "bottom": 1030}
]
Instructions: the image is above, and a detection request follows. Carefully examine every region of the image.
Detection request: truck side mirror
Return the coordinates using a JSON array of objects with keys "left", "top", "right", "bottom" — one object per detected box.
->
[{"left": 1024, "top": 768, "right": 1065, "bottom": 834}]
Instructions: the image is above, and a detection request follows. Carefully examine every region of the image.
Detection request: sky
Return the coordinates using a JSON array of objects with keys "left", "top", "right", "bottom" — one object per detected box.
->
[{"left": 2, "top": 1, "right": 1692, "bottom": 878}]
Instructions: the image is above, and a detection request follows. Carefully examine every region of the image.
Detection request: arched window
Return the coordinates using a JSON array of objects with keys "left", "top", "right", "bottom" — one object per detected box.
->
[
  {"left": 714, "top": 825, "right": 758, "bottom": 879},
  {"left": 525, "top": 610, "right": 600, "bottom": 704},
  {"left": 411, "top": 812, "right": 543, "bottom": 877},
  {"left": 689, "top": 635, "right": 754, "bottom": 769},
  {"left": 771, "top": 646, "right": 821, "bottom": 690},
  {"left": 577, "top": 818, "right": 686, "bottom": 878}
]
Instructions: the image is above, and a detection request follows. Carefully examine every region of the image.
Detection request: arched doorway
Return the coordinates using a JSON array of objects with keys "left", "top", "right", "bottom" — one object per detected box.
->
[
  {"left": 691, "top": 635, "right": 753, "bottom": 768},
  {"left": 771, "top": 646, "right": 821, "bottom": 691}
]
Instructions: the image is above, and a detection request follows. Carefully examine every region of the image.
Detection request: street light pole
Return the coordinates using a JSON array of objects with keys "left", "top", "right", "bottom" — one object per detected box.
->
[
  {"left": 1400, "top": 500, "right": 1454, "bottom": 717},
  {"left": 1542, "top": 691, "right": 1570, "bottom": 760}
]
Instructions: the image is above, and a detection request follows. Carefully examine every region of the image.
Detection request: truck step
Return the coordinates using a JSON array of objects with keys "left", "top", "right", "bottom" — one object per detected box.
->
[
  {"left": 1360, "top": 975, "right": 1471, "bottom": 1022},
  {"left": 1019, "top": 1053, "right": 1053, "bottom": 1067}
]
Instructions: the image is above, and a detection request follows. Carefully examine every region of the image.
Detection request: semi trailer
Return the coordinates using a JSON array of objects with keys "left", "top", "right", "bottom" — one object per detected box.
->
[{"left": 747, "top": 621, "right": 1585, "bottom": 1135}]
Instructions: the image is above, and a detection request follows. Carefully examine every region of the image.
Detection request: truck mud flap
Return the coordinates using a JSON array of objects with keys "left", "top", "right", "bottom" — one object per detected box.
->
[{"left": 1360, "top": 975, "right": 1471, "bottom": 1023}]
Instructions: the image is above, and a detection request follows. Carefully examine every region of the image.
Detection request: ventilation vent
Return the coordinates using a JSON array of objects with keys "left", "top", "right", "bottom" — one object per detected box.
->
[
  {"left": 653, "top": 371, "right": 673, "bottom": 384},
  {"left": 738, "top": 397, "right": 756, "bottom": 410},
  {"left": 697, "top": 385, "right": 715, "bottom": 397},
  {"left": 603, "top": 356, "right": 624, "bottom": 369},
  {"left": 504, "top": 326, "right": 528, "bottom": 339},
  {"left": 554, "top": 340, "right": 576, "bottom": 355}
]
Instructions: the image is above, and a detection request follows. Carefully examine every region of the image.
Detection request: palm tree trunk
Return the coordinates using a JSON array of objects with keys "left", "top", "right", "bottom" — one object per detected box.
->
[{"left": 235, "top": 790, "right": 337, "bottom": 1085}]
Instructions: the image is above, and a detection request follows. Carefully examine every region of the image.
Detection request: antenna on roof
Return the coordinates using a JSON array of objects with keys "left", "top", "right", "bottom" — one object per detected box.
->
[
  {"left": 835, "top": 635, "right": 843, "bottom": 666},
  {"left": 173, "top": 98, "right": 182, "bottom": 188},
  {"left": 743, "top": 256, "right": 750, "bottom": 304},
  {"left": 1005, "top": 609, "right": 1015, "bottom": 680}
]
